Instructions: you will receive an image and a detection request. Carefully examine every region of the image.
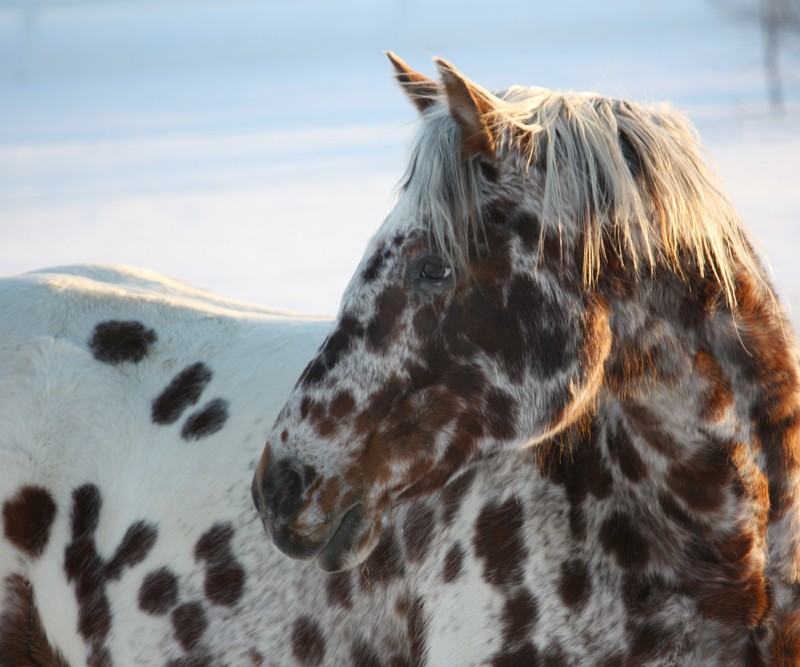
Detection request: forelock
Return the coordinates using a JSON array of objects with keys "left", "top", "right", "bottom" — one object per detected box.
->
[
  {"left": 399, "top": 85, "right": 763, "bottom": 309},
  {"left": 399, "top": 104, "right": 485, "bottom": 270}
]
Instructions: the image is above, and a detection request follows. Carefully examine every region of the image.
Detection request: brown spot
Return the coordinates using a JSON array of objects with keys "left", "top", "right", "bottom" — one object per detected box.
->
[
  {"left": 558, "top": 558, "right": 591, "bottom": 609},
  {"left": 351, "top": 640, "right": 383, "bottom": 667},
  {"left": 402, "top": 504, "right": 435, "bottom": 563},
  {"left": 771, "top": 607, "right": 800, "bottom": 666},
  {"left": 606, "top": 417, "right": 646, "bottom": 482},
  {"left": 473, "top": 496, "right": 528, "bottom": 588},
  {"left": 63, "top": 484, "right": 156, "bottom": 656},
  {"left": 657, "top": 491, "right": 697, "bottom": 531},
  {"left": 362, "top": 244, "right": 391, "bottom": 283},
  {"left": 394, "top": 594, "right": 428, "bottom": 665},
  {"left": 138, "top": 567, "right": 179, "bottom": 615},
  {"left": 330, "top": 391, "right": 356, "bottom": 420},
  {"left": 152, "top": 362, "right": 212, "bottom": 425},
  {"left": 500, "top": 588, "right": 539, "bottom": 645},
  {"left": 441, "top": 468, "right": 477, "bottom": 526},
  {"left": 167, "top": 654, "right": 213, "bottom": 667},
  {"left": 3, "top": 485, "right": 57, "bottom": 558},
  {"left": 490, "top": 642, "right": 539, "bottom": 667},
  {"left": 300, "top": 314, "right": 364, "bottom": 388},
  {"left": 599, "top": 511, "right": 649, "bottom": 569},
  {"left": 366, "top": 285, "right": 408, "bottom": 352},
  {"left": 325, "top": 571, "right": 352, "bottom": 610},
  {"left": 89, "top": 320, "right": 157, "bottom": 365},
  {"left": 666, "top": 436, "right": 732, "bottom": 512},
  {"left": 694, "top": 350, "right": 734, "bottom": 421},
  {"left": 485, "top": 388, "right": 518, "bottom": 439},
  {"left": 194, "top": 523, "right": 245, "bottom": 607},
  {"left": 105, "top": 521, "right": 158, "bottom": 580},
  {"left": 0, "top": 574, "right": 70, "bottom": 667},
  {"left": 181, "top": 398, "right": 229, "bottom": 440},
  {"left": 621, "top": 402, "right": 681, "bottom": 458},
  {"left": 359, "top": 528, "right": 405, "bottom": 592},
  {"left": 172, "top": 601, "right": 207, "bottom": 651},
  {"left": 292, "top": 616, "right": 326, "bottom": 666},
  {"left": 628, "top": 621, "right": 674, "bottom": 662},
  {"left": 442, "top": 542, "right": 464, "bottom": 583}
]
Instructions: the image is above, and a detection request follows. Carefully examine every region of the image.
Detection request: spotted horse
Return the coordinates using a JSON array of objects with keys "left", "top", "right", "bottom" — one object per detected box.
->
[
  {"left": 253, "top": 54, "right": 800, "bottom": 665},
  {"left": 0, "top": 265, "right": 436, "bottom": 665}
]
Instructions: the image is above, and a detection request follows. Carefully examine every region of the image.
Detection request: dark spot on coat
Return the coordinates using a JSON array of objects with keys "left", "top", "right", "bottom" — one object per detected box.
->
[
  {"left": 628, "top": 621, "right": 673, "bottom": 662},
  {"left": 366, "top": 286, "right": 408, "bottom": 352},
  {"left": 402, "top": 503, "right": 435, "bottom": 563},
  {"left": 300, "top": 314, "right": 364, "bottom": 388},
  {"left": 3, "top": 485, "right": 57, "bottom": 557},
  {"left": 490, "top": 642, "right": 540, "bottom": 667},
  {"left": 599, "top": 511, "right": 649, "bottom": 569},
  {"left": 606, "top": 417, "right": 646, "bottom": 482},
  {"left": 167, "top": 655, "right": 213, "bottom": 667},
  {"left": 89, "top": 320, "right": 156, "bottom": 364},
  {"left": 172, "top": 601, "right": 207, "bottom": 651},
  {"left": 325, "top": 571, "right": 352, "bottom": 609},
  {"left": 485, "top": 388, "right": 518, "bottom": 439},
  {"left": 350, "top": 640, "right": 383, "bottom": 667},
  {"left": 442, "top": 542, "right": 464, "bottom": 584},
  {"left": 473, "top": 496, "right": 528, "bottom": 588},
  {"left": 359, "top": 528, "right": 405, "bottom": 592},
  {"left": 181, "top": 398, "right": 229, "bottom": 440},
  {"left": 138, "top": 567, "right": 180, "bottom": 615},
  {"left": 104, "top": 521, "right": 158, "bottom": 580},
  {"left": 0, "top": 574, "right": 70, "bottom": 667},
  {"left": 558, "top": 558, "right": 591, "bottom": 608},
  {"left": 64, "top": 485, "right": 111, "bottom": 644},
  {"left": 406, "top": 595, "right": 428, "bottom": 665},
  {"left": 441, "top": 468, "right": 477, "bottom": 526},
  {"left": 362, "top": 245, "right": 392, "bottom": 283},
  {"left": 152, "top": 362, "right": 213, "bottom": 425},
  {"left": 63, "top": 484, "right": 158, "bottom": 656},
  {"left": 292, "top": 616, "right": 326, "bottom": 665},
  {"left": 500, "top": 587, "right": 539, "bottom": 645},
  {"left": 194, "top": 523, "right": 245, "bottom": 607},
  {"left": 666, "top": 435, "right": 732, "bottom": 512}
]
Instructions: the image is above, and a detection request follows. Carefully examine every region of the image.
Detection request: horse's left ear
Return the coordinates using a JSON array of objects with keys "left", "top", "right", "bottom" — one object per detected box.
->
[{"left": 435, "top": 58, "right": 498, "bottom": 157}]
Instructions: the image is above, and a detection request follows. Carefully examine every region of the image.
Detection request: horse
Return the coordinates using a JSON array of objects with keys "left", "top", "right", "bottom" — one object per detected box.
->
[{"left": 252, "top": 53, "right": 800, "bottom": 665}]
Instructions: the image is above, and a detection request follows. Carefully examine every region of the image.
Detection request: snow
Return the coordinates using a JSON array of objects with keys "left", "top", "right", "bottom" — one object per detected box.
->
[{"left": 1, "top": 0, "right": 798, "bottom": 321}]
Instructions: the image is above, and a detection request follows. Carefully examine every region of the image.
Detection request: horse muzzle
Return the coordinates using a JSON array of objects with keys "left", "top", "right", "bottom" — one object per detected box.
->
[{"left": 252, "top": 456, "right": 371, "bottom": 571}]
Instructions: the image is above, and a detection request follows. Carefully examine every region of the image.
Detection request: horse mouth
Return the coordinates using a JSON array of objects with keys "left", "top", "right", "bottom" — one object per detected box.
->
[{"left": 315, "top": 503, "right": 364, "bottom": 572}]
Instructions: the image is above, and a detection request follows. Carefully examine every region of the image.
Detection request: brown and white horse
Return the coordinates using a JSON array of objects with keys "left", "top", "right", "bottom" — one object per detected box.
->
[{"left": 253, "top": 54, "right": 800, "bottom": 665}]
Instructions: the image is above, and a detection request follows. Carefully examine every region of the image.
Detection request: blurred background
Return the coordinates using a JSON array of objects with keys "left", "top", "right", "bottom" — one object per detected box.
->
[{"left": 1, "top": 0, "right": 798, "bottom": 322}]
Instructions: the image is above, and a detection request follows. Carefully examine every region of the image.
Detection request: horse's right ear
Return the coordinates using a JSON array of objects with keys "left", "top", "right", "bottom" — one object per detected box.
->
[{"left": 386, "top": 52, "right": 440, "bottom": 113}]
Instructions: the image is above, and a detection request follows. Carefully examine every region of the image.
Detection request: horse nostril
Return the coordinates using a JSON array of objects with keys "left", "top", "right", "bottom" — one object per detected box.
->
[
  {"left": 274, "top": 468, "right": 302, "bottom": 516},
  {"left": 262, "top": 459, "right": 311, "bottom": 524}
]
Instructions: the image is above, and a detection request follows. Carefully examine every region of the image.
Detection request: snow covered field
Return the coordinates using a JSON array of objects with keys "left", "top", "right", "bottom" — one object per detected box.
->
[{"left": 1, "top": 0, "right": 798, "bottom": 323}]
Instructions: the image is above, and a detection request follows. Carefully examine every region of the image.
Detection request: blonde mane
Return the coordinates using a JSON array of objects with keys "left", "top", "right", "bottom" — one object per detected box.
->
[{"left": 402, "top": 84, "right": 761, "bottom": 307}]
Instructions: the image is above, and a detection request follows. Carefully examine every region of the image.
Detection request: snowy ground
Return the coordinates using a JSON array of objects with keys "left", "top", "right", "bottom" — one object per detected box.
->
[{"left": 1, "top": 0, "right": 798, "bottom": 324}]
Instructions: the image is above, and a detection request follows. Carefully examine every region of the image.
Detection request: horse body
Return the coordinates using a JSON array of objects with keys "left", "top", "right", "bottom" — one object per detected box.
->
[
  {"left": 253, "top": 55, "right": 800, "bottom": 665},
  {"left": 0, "top": 265, "right": 410, "bottom": 666}
]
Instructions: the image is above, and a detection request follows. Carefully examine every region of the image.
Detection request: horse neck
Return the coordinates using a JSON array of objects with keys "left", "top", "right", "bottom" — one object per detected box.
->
[{"left": 589, "top": 265, "right": 800, "bottom": 612}]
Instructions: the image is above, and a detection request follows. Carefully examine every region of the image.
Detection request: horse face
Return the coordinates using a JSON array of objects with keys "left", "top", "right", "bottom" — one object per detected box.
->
[{"left": 253, "top": 57, "right": 612, "bottom": 571}]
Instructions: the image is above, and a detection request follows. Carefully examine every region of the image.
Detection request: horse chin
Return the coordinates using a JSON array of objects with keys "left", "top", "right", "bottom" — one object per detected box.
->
[{"left": 315, "top": 504, "right": 379, "bottom": 572}]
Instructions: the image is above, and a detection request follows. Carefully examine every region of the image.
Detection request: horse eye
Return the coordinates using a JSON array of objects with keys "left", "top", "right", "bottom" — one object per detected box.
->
[{"left": 420, "top": 260, "right": 452, "bottom": 281}]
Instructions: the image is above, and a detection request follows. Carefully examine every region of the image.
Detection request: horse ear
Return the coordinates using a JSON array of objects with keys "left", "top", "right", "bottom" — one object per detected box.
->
[
  {"left": 386, "top": 51, "right": 440, "bottom": 114},
  {"left": 434, "top": 58, "right": 497, "bottom": 157}
]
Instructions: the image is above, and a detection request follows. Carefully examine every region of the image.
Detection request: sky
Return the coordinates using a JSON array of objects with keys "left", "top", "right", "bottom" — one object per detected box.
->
[{"left": 0, "top": 0, "right": 798, "bottom": 323}]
